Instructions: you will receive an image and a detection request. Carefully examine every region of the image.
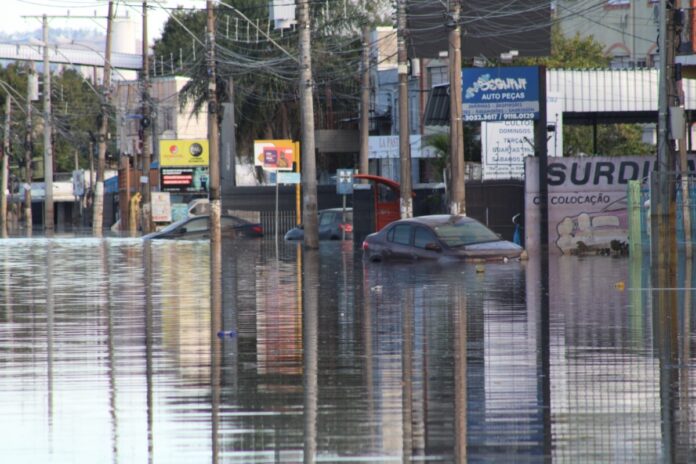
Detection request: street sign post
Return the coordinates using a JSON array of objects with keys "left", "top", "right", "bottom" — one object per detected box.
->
[{"left": 336, "top": 169, "right": 354, "bottom": 240}]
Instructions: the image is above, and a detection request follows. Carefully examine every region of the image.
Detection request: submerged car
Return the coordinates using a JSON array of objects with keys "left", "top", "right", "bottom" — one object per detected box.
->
[
  {"left": 362, "top": 214, "right": 524, "bottom": 262},
  {"left": 284, "top": 208, "right": 353, "bottom": 241},
  {"left": 143, "top": 214, "right": 263, "bottom": 240}
]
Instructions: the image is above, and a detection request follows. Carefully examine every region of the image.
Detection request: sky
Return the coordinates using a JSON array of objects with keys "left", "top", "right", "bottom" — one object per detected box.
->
[{"left": 0, "top": 0, "right": 205, "bottom": 44}]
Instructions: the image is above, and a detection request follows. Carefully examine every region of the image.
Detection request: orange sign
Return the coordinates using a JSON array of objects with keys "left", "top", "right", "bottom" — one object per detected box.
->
[{"left": 254, "top": 139, "right": 296, "bottom": 171}]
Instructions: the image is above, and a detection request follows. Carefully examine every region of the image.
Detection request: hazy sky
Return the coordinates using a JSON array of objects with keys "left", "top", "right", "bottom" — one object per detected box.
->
[{"left": 0, "top": 1, "right": 204, "bottom": 43}]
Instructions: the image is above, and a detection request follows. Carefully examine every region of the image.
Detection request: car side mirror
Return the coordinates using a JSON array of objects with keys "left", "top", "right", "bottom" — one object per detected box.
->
[{"left": 425, "top": 242, "right": 442, "bottom": 252}]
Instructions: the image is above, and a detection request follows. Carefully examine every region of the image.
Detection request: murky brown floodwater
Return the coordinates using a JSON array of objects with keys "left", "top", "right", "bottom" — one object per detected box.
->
[{"left": 0, "top": 236, "right": 693, "bottom": 463}]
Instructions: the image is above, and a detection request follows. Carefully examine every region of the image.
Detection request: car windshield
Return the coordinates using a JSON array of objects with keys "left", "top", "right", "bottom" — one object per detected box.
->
[
  {"left": 158, "top": 218, "right": 191, "bottom": 233},
  {"left": 433, "top": 220, "right": 500, "bottom": 247}
]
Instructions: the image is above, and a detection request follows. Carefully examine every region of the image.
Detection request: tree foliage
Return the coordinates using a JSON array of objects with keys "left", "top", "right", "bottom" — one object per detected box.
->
[
  {"left": 153, "top": 1, "right": 389, "bottom": 159},
  {"left": 520, "top": 25, "right": 652, "bottom": 157}
]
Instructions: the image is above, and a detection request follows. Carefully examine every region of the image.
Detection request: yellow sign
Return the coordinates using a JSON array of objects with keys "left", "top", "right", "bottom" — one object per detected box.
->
[
  {"left": 254, "top": 139, "right": 296, "bottom": 171},
  {"left": 159, "top": 139, "right": 209, "bottom": 167}
]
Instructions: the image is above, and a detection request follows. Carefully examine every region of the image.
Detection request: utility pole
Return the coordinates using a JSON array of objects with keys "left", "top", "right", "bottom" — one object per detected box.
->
[
  {"left": 359, "top": 23, "right": 370, "bottom": 176},
  {"left": 141, "top": 0, "right": 152, "bottom": 233},
  {"left": 25, "top": 63, "right": 34, "bottom": 233},
  {"left": 207, "top": 1, "right": 221, "bottom": 242},
  {"left": 93, "top": 1, "right": 114, "bottom": 236},
  {"left": 448, "top": 1, "right": 465, "bottom": 216},
  {"left": 1, "top": 95, "right": 10, "bottom": 236},
  {"left": 653, "top": 0, "right": 678, "bottom": 266},
  {"left": 397, "top": 0, "right": 412, "bottom": 218},
  {"left": 43, "top": 14, "right": 54, "bottom": 231},
  {"left": 299, "top": 0, "right": 319, "bottom": 248}
]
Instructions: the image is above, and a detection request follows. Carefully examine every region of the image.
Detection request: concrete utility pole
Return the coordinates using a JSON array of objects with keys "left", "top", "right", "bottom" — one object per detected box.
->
[
  {"left": 207, "top": 1, "right": 221, "bottom": 243},
  {"left": 43, "top": 14, "right": 54, "bottom": 231},
  {"left": 141, "top": 0, "right": 152, "bottom": 233},
  {"left": 359, "top": 23, "right": 370, "bottom": 176},
  {"left": 25, "top": 63, "right": 34, "bottom": 233},
  {"left": 298, "top": 0, "right": 319, "bottom": 248},
  {"left": 397, "top": 0, "right": 412, "bottom": 218},
  {"left": 1, "top": 95, "right": 10, "bottom": 235},
  {"left": 93, "top": 1, "right": 114, "bottom": 236},
  {"left": 448, "top": 1, "right": 465, "bottom": 216}
]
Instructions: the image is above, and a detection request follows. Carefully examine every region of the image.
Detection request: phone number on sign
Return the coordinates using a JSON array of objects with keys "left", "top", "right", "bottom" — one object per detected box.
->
[{"left": 463, "top": 112, "right": 535, "bottom": 122}]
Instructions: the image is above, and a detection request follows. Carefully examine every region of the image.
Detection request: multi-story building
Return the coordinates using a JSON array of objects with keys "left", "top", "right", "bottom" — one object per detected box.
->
[
  {"left": 555, "top": 0, "right": 661, "bottom": 68},
  {"left": 114, "top": 76, "right": 208, "bottom": 162}
]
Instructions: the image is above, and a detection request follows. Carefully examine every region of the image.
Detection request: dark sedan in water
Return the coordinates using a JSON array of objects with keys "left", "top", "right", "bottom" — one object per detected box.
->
[
  {"left": 362, "top": 214, "right": 524, "bottom": 262},
  {"left": 284, "top": 208, "right": 353, "bottom": 241},
  {"left": 143, "top": 214, "right": 263, "bottom": 240}
]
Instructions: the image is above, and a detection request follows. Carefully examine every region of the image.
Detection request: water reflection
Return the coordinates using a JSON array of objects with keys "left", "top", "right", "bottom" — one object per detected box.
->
[{"left": 3, "top": 237, "right": 696, "bottom": 462}]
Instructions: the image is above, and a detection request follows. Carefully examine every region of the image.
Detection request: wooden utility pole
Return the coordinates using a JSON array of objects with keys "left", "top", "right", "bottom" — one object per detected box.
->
[
  {"left": 207, "top": 1, "right": 221, "bottom": 242},
  {"left": 359, "top": 24, "right": 370, "bottom": 176},
  {"left": 25, "top": 64, "right": 34, "bottom": 233},
  {"left": 448, "top": 2, "right": 465, "bottom": 216},
  {"left": 653, "top": 0, "right": 678, "bottom": 266},
  {"left": 397, "top": 0, "right": 412, "bottom": 218},
  {"left": 43, "top": 14, "right": 54, "bottom": 231},
  {"left": 141, "top": 0, "right": 152, "bottom": 233},
  {"left": 93, "top": 1, "right": 114, "bottom": 236},
  {"left": 298, "top": 0, "right": 319, "bottom": 247},
  {"left": 1, "top": 95, "right": 10, "bottom": 235}
]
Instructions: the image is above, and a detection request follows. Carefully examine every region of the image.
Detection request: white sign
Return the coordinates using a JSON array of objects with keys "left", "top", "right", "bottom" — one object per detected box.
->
[
  {"left": 151, "top": 192, "right": 172, "bottom": 223},
  {"left": 481, "top": 92, "right": 563, "bottom": 180},
  {"left": 276, "top": 172, "right": 301, "bottom": 184},
  {"left": 368, "top": 135, "right": 435, "bottom": 159}
]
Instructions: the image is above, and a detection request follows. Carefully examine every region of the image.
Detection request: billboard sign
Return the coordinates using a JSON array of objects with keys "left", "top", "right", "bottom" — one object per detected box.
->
[
  {"left": 523, "top": 156, "right": 690, "bottom": 254},
  {"left": 462, "top": 67, "right": 539, "bottom": 122},
  {"left": 254, "top": 139, "right": 297, "bottom": 171},
  {"left": 159, "top": 139, "right": 209, "bottom": 167}
]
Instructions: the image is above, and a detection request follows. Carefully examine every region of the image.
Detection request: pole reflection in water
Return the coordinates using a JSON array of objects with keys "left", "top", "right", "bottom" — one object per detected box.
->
[
  {"left": 303, "top": 248, "right": 319, "bottom": 464},
  {"left": 143, "top": 240, "right": 154, "bottom": 464},
  {"left": 652, "top": 253, "right": 696, "bottom": 462},
  {"left": 653, "top": 254, "right": 679, "bottom": 462},
  {"left": 46, "top": 241, "right": 54, "bottom": 444},
  {"left": 401, "top": 287, "right": 414, "bottom": 461},
  {"left": 100, "top": 240, "right": 120, "bottom": 461},
  {"left": 453, "top": 284, "right": 467, "bottom": 463},
  {"left": 211, "top": 230, "right": 223, "bottom": 464}
]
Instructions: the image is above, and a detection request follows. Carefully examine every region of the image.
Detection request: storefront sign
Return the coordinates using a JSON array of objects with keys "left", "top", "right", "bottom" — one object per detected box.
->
[
  {"left": 159, "top": 139, "right": 209, "bottom": 167},
  {"left": 462, "top": 66, "right": 540, "bottom": 121}
]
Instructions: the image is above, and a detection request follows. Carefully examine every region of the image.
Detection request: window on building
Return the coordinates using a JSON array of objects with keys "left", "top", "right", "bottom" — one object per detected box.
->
[
  {"left": 610, "top": 55, "right": 631, "bottom": 69},
  {"left": 162, "top": 107, "right": 175, "bottom": 132},
  {"left": 428, "top": 66, "right": 448, "bottom": 88}
]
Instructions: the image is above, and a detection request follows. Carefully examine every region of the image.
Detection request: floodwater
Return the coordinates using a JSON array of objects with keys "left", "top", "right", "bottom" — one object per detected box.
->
[{"left": 0, "top": 235, "right": 693, "bottom": 463}]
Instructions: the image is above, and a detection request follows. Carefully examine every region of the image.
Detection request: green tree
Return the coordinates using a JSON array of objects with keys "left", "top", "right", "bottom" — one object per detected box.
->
[
  {"left": 521, "top": 26, "right": 652, "bottom": 156},
  {"left": 152, "top": 1, "right": 389, "bottom": 160},
  {"left": 51, "top": 69, "right": 107, "bottom": 172}
]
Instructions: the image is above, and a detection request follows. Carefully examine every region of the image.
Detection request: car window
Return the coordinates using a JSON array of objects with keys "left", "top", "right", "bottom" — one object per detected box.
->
[
  {"left": 319, "top": 212, "right": 337, "bottom": 226},
  {"left": 377, "top": 184, "right": 397, "bottom": 202},
  {"left": 183, "top": 217, "right": 208, "bottom": 232},
  {"left": 389, "top": 224, "right": 412, "bottom": 245},
  {"left": 221, "top": 216, "right": 247, "bottom": 228},
  {"left": 434, "top": 220, "right": 499, "bottom": 246},
  {"left": 414, "top": 227, "right": 437, "bottom": 249}
]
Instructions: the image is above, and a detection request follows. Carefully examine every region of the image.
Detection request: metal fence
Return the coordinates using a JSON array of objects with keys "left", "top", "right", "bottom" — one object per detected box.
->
[{"left": 628, "top": 175, "right": 696, "bottom": 255}]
